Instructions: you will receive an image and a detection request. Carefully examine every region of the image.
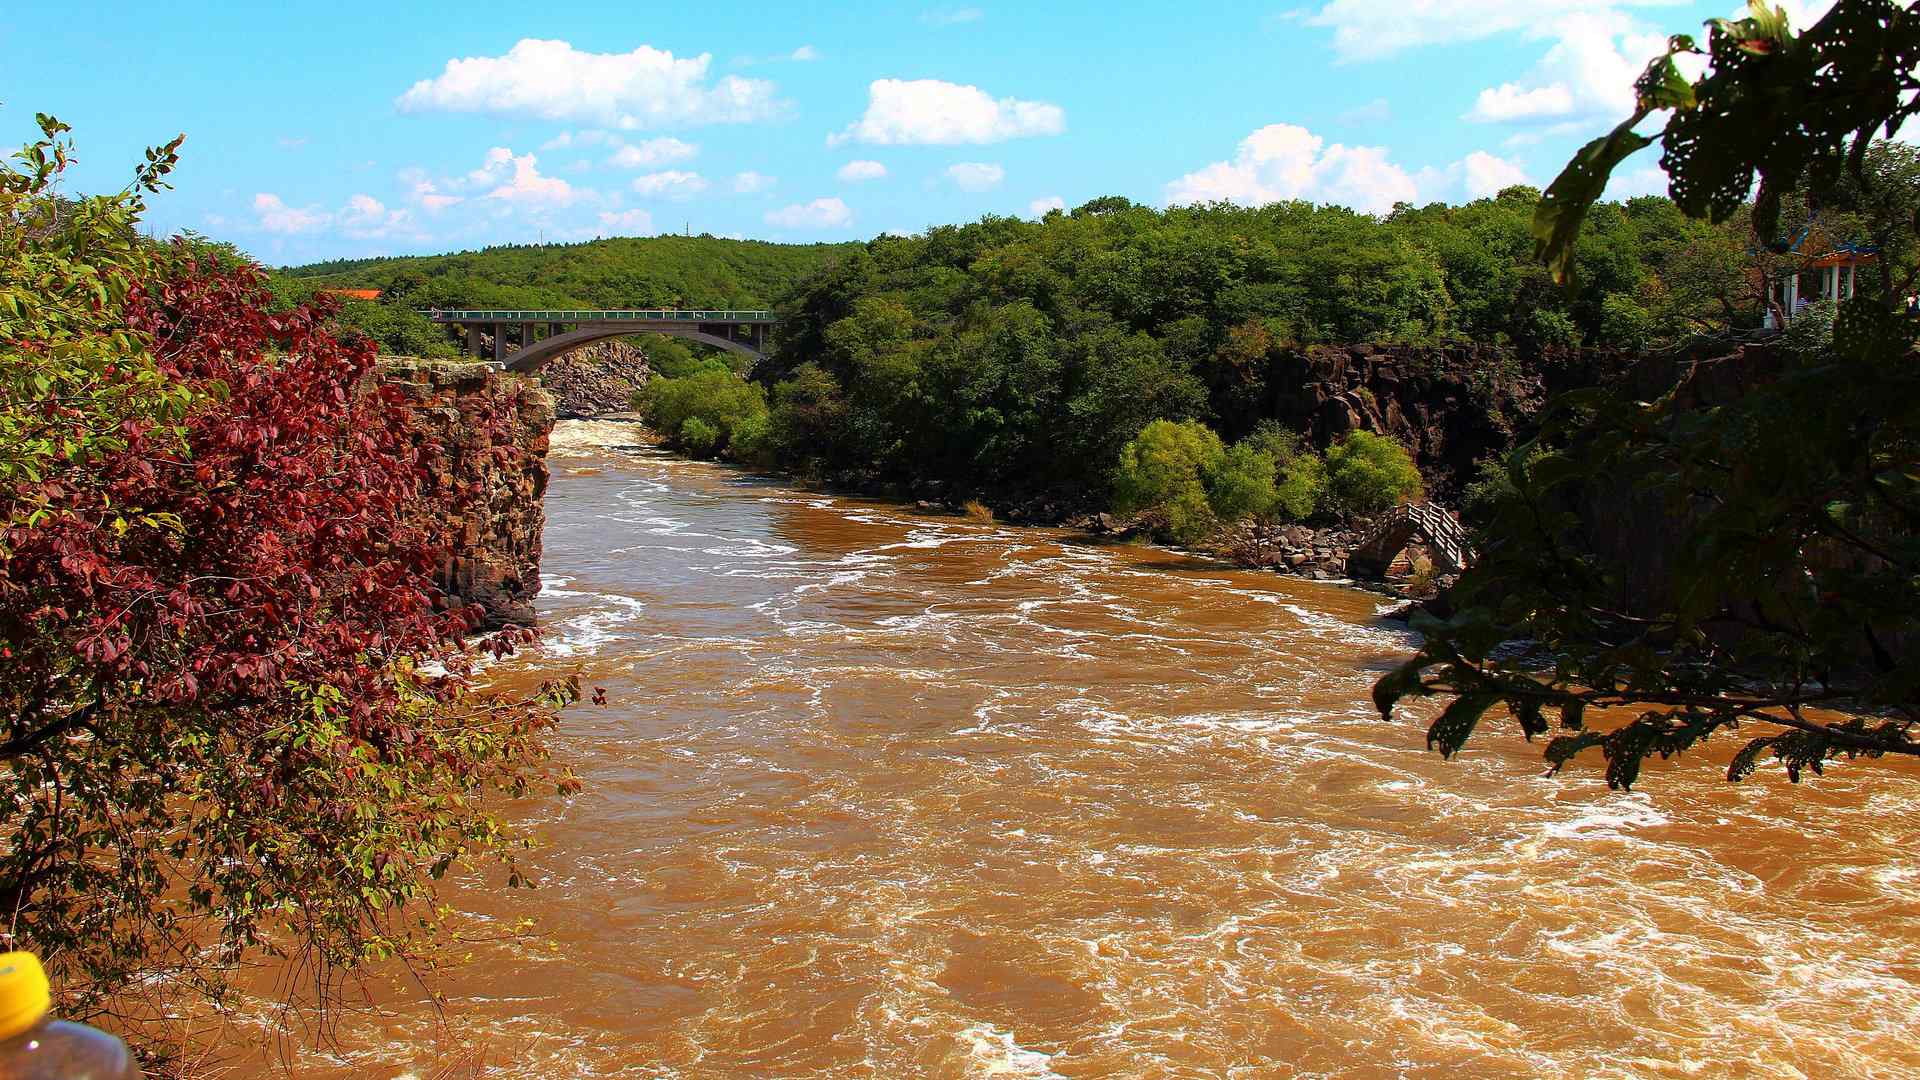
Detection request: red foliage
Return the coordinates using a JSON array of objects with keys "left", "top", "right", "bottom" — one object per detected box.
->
[{"left": 2, "top": 249, "right": 489, "bottom": 755}]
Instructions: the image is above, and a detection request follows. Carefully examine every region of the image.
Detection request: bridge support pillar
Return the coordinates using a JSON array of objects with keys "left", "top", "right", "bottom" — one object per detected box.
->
[
  {"left": 491, "top": 324, "right": 504, "bottom": 364},
  {"left": 467, "top": 326, "right": 481, "bottom": 357}
]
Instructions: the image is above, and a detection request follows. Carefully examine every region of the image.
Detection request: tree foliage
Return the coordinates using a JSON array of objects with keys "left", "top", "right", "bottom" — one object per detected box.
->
[
  {"left": 1, "top": 121, "right": 577, "bottom": 1044},
  {"left": 761, "top": 182, "right": 1754, "bottom": 504},
  {"left": 1377, "top": 0, "right": 1920, "bottom": 788},
  {"left": 1324, "top": 431, "right": 1424, "bottom": 517}
]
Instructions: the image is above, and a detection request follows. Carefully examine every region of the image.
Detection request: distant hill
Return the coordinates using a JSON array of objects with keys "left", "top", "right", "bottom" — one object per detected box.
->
[{"left": 276, "top": 234, "right": 860, "bottom": 310}]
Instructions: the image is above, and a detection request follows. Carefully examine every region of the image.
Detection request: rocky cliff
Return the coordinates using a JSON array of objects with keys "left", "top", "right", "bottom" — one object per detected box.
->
[
  {"left": 378, "top": 360, "right": 554, "bottom": 628},
  {"left": 1264, "top": 343, "right": 1628, "bottom": 500},
  {"left": 540, "top": 339, "right": 651, "bottom": 418}
]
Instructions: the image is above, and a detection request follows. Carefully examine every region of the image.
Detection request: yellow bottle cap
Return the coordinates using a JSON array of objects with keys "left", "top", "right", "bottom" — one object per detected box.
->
[{"left": 0, "top": 952, "right": 51, "bottom": 1041}]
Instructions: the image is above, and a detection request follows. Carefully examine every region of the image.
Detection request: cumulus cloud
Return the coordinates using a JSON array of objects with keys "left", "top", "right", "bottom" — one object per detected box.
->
[
  {"left": 733, "top": 171, "right": 777, "bottom": 193},
  {"left": 465, "top": 147, "right": 577, "bottom": 205},
  {"left": 1300, "top": 0, "right": 1673, "bottom": 63},
  {"left": 252, "top": 193, "right": 329, "bottom": 234},
  {"left": 1165, "top": 124, "right": 1416, "bottom": 215},
  {"left": 396, "top": 39, "right": 780, "bottom": 129},
  {"left": 598, "top": 208, "right": 657, "bottom": 235},
  {"left": 338, "top": 193, "right": 417, "bottom": 239},
  {"left": 1464, "top": 12, "right": 1670, "bottom": 124},
  {"left": 837, "top": 159, "right": 888, "bottom": 182},
  {"left": 608, "top": 137, "right": 699, "bottom": 168},
  {"left": 1461, "top": 150, "right": 1531, "bottom": 196},
  {"left": 829, "top": 79, "right": 1064, "bottom": 146},
  {"left": 945, "top": 162, "right": 1004, "bottom": 191},
  {"left": 765, "top": 197, "right": 853, "bottom": 229},
  {"left": 1029, "top": 195, "right": 1067, "bottom": 217},
  {"left": 630, "top": 170, "right": 709, "bottom": 199},
  {"left": 251, "top": 192, "right": 419, "bottom": 239},
  {"left": 790, "top": 44, "right": 820, "bottom": 61}
]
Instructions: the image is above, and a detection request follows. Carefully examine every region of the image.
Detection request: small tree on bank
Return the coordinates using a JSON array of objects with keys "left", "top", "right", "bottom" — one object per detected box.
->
[{"left": 1, "top": 119, "right": 577, "bottom": 1053}]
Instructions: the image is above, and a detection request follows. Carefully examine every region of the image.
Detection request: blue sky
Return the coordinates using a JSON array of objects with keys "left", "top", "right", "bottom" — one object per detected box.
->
[{"left": 1, "top": 1, "right": 1833, "bottom": 265}]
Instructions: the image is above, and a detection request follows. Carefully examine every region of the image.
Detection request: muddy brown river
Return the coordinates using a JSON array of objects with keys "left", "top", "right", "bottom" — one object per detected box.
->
[{"left": 235, "top": 420, "right": 1920, "bottom": 1078}]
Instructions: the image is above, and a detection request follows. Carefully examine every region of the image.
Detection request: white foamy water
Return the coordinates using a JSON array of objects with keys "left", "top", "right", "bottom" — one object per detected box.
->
[{"left": 233, "top": 420, "right": 1920, "bottom": 1080}]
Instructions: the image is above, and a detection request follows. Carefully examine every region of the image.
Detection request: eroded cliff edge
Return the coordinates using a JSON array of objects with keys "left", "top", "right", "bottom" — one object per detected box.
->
[{"left": 378, "top": 360, "right": 554, "bottom": 629}]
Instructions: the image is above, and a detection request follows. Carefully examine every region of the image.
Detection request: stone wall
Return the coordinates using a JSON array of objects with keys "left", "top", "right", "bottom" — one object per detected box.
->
[{"left": 378, "top": 360, "right": 554, "bottom": 629}]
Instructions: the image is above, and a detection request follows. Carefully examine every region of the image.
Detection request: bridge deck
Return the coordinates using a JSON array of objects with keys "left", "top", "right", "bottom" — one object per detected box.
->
[{"left": 425, "top": 309, "right": 775, "bottom": 323}]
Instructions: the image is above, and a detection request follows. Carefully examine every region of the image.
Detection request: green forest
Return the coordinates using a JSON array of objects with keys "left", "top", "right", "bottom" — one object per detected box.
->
[
  {"left": 270, "top": 233, "right": 858, "bottom": 358},
  {"left": 641, "top": 186, "right": 1764, "bottom": 513}
]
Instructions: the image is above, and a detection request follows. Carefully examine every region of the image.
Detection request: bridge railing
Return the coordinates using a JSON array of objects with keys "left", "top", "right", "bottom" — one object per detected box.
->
[{"left": 422, "top": 309, "right": 776, "bottom": 323}]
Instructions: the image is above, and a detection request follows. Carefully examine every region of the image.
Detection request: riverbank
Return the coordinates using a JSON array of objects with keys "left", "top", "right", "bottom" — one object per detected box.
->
[{"left": 572, "top": 415, "right": 1447, "bottom": 604}]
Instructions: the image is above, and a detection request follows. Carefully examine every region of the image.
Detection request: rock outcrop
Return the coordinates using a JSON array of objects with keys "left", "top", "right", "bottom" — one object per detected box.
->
[
  {"left": 378, "top": 360, "right": 554, "bottom": 628},
  {"left": 540, "top": 339, "right": 651, "bottom": 418},
  {"left": 1262, "top": 343, "right": 1628, "bottom": 500}
]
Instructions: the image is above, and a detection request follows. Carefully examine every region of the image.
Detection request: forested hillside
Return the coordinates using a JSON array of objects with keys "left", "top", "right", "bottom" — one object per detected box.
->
[
  {"left": 280, "top": 233, "right": 859, "bottom": 308},
  {"left": 271, "top": 234, "right": 859, "bottom": 357},
  {"left": 696, "top": 188, "right": 1754, "bottom": 506}
]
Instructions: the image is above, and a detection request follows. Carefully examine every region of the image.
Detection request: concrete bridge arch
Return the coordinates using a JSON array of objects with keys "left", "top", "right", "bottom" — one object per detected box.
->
[
  {"left": 424, "top": 309, "right": 775, "bottom": 373},
  {"left": 498, "top": 324, "right": 762, "bottom": 373}
]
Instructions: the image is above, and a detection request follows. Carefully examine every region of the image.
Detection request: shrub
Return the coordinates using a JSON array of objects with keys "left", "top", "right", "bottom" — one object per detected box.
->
[
  {"left": 1325, "top": 430, "right": 1423, "bottom": 516},
  {"left": 1111, "top": 419, "right": 1225, "bottom": 544},
  {"left": 726, "top": 410, "right": 775, "bottom": 467},
  {"left": 1782, "top": 299, "right": 1837, "bottom": 358},
  {"left": 679, "top": 415, "right": 721, "bottom": 455},
  {"left": 961, "top": 499, "right": 995, "bottom": 522},
  {"left": 638, "top": 367, "right": 768, "bottom": 456},
  {"left": 1243, "top": 423, "right": 1325, "bottom": 521},
  {"left": 1203, "top": 441, "right": 1280, "bottom": 522}
]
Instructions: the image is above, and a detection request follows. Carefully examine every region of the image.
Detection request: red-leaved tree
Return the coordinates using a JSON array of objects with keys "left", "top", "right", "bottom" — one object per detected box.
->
[{"left": 2, "top": 124, "right": 575, "bottom": 1059}]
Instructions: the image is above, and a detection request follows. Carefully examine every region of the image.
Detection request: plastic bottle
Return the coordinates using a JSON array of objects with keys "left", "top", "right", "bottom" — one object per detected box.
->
[{"left": 0, "top": 952, "right": 141, "bottom": 1079}]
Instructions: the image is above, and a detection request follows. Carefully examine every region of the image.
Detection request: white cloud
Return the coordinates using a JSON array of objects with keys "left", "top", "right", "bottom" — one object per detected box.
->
[
  {"left": 250, "top": 192, "right": 419, "bottom": 239},
  {"left": 946, "top": 162, "right": 1005, "bottom": 191},
  {"left": 465, "top": 147, "right": 577, "bottom": 205},
  {"left": 790, "top": 44, "right": 820, "bottom": 61},
  {"left": 765, "top": 197, "right": 853, "bottom": 229},
  {"left": 1301, "top": 0, "right": 1677, "bottom": 63},
  {"left": 1605, "top": 163, "right": 1670, "bottom": 200},
  {"left": 1464, "top": 13, "right": 1669, "bottom": 124},
  {"left": 401, "top": 170, "right": 466, "bottom": 212},
  {"left": 608, "top": 137, "right": 699, "bottom": 168},
  {"left": 830, "top": 79, "right": 1064, "bottom": 146},
  {"left": 396, "top": 39, "right": 781, "bottom": 128},
  {"left": 922, "top": 7, "right": 983, "bottom": 25},
  {"left": 277, "top": 136, "right": 308, "bottom": 149},
  {"left": 630, "top": 170, "right": 709, "bottom": 199},
  {"left": 733, "top": 171, "right": 777, "bottom": 193},
  {"left": 837, "top": 159, "right": 888, "bottom": 182},
  {"left": 1462, "top": 150, "right": 1531, "bottom": 197},
  {"left": 338, "top": 193, "right": 416, "bottom": 239},
  {"left": 1029, "top": 195, "right": 1067, "bottom": 217},
  {"left": 252, "top": 193, "right": 329, "bottom": 234},
  {"left": 1165, "top": 124, "right": 1416, "bottom": 215},
  {"left": 598, "top": 208, "right": 657, "bottom": 235}
]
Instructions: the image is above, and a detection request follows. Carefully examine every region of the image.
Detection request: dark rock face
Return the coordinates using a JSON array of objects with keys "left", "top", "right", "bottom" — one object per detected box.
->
[
  {"left": 1263, "top": 343, "right": 1628, "bottom": 500},
  {"left": 540, "top": 340, "right": 651, "bottom": 418},
  {"left": 378, "top": 360, "right": 554, "bottom": 629}
]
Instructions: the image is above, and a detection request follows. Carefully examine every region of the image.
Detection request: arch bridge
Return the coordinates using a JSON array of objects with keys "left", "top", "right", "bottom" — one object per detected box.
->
[{"left": 425, "top": 309, "right": 777, "bottom": 372}]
